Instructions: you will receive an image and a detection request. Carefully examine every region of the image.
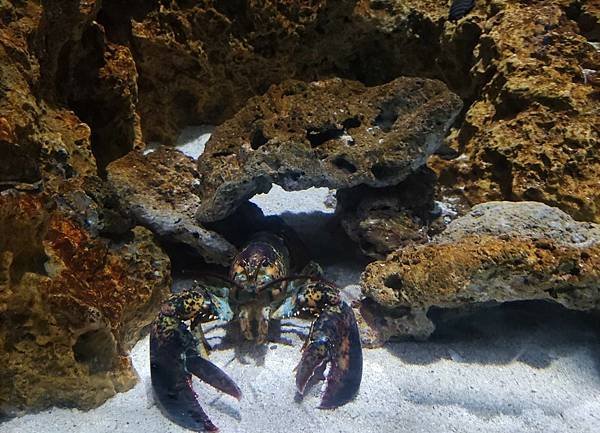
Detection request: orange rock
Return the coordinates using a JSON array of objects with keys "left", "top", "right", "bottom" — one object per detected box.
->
[{"left": 0, "top": 192, "right": 170, "bottom": 413}]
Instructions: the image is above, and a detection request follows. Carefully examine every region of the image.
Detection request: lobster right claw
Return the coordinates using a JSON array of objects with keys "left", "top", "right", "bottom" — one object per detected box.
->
[{"left": 295, "top": 302, "right": 363, "bottom": 409}]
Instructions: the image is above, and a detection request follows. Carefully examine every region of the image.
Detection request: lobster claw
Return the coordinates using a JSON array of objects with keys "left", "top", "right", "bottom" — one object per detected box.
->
[
  {"left": 150, "top": 317, "right": 241, "bottom": 432},
  {"left": 295, "top": 303, "right": 363, "bottom": 408}
]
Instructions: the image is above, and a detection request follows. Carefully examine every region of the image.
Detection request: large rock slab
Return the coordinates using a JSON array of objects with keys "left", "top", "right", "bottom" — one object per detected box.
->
[
  {"left": 361, "top": 201, "right": 600, "bottom": 339},
  {"left": 107, "top": 147, "right": 237, "bottom": 264},
  {"left": 0, "top": 192, "right": 170, "bottom": 414},
  {"left": 197, "top": 77, "right": 462, "bottom": 221}
]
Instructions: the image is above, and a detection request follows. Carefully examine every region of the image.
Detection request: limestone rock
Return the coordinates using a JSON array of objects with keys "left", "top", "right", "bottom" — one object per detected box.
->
[
  {"left": 432, "top": 2, "right": 600, "bottom": 222},
  {"left": 107, "top": 147, "right": 237, "bottom": 265},
  {"left": 54, "top": 176, "right": 134, "bottom": 238},
  {"left": 0, "top": 1, "right": 97, "bottom": 192},
  {"left": 441, "top": 201, "right": 600, "bottom": 247},
  {"left": 197, "top": 77, "right": 462, "bottom": 221},
  {"left": 361, "top": 201, "right": 600, "bottom": 339},
  {"left": 122, "top": 0, "right": 470, "bottom": 144},
  {"left": 336, "top": 167, "right": 439, "bottom": 259},
  {"left": 0, "top": 192, "right": 171, "bottom": 414}
]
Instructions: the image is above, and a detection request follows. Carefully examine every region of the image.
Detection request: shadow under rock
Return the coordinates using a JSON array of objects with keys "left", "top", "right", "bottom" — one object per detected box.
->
[
  {"left": 278, "top": 211, "right": 372, "bottom": 286},
  {"left": 386, "top": 300, "right": 600, "bottom": 372}
]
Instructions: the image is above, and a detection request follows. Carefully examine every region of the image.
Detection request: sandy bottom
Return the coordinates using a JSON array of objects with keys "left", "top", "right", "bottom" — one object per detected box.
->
[
  {"left": 4, "top": 304, "right": 600, "bottom": 433},
  {"left": 4, "top": 129, "right": 600, "bottom": 432}
]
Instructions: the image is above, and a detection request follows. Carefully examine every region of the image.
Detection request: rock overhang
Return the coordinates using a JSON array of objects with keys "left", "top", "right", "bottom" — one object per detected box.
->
[{"left": 195, "top": 77, "right": 463, "bottom": 222}]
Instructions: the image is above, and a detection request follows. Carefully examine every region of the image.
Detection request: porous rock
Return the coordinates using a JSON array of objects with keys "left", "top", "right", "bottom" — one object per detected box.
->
[
  {"left": 54, "top": 175, "right": 134, "bottom": 238},
  {"left": 432, "top": 2, "right": 600, "bottom": 222},
  {"left": 361, "top": 201, "right": 600, "bottom": 340},
  {"left": 107, "top": 147, "right": 237, "bottom": 264},
  {"left": 336, "top": 166, "right": 440, "bottom": 259},
  {"left": 197, "top": 77, "right": 462, "bottom": 221},
  {"left": 0, "top": 192, "right": 171, "bottom": 414},
  {"left": 122, "top": 0, "right": 471, "bottom": 144}
]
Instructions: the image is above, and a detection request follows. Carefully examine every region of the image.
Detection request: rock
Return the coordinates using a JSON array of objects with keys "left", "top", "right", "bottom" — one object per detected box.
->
[
  {"left": 0, "top": 1, "right": 98, "bottom": 192},
  {"left": 121, "top": 0, "right": 469, "bottom": 144},
  {"left": 196, "top": 77, "right": 462, "bottom": 222},
  {"left": 432, "top": 2, "right": 600, "bottom": 222},
  {"left": 54, "top": 176, "right": 134, "bottom": 238},
  {"left": 55, "top": 23, "right": 142, "bottom": 174},
  {"left": 0, "top": 141, "right": 41, "bottom": 188},
  {"left": 361, "top": 201, "right": 600, "bottom": 340},
  {"left": 355, "top": 300, "right": 434, "bottom": 348},
  {"left": 107, "top": 147, "right": 237, "bottom": 265},
  {"left": 441, "top": 201, "right": 600, "bottom": 247},
  {"left": 336, "top": 166, "right": 439, "bottom": 259},
  {"left": 0, "top": 192, "right": 171, "bottom": 414}
]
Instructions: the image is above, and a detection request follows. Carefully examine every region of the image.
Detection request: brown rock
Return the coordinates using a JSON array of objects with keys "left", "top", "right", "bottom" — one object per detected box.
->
[
  {"left": 55, "top": 22, "right": 142, "bottom": 174},
  {"left": 0, "top": 1, "right": 97, "bottom": 191},
  {"left": 361, "top": 201, "right": 600, "bottom": 340},
  {"left": 107, "top": 147, "right": 237, "bottom": 264},
  {"left": 432, "top": 2, "right": 600, "bottom": 222},
  {"left": 336, "top": 167, "right": 439, "bottom": 259},
  {"left": 54, "top": 175, "right": 134, "bottom": 238},
  {"left": 125, "top": 0, "right": 469, "bottom": 144},
  {"left": 0, "top": 192, "right": 170, "bottom": 414},
  {"left": 196, "top": 77, "right": 462, "bottom": 221}
]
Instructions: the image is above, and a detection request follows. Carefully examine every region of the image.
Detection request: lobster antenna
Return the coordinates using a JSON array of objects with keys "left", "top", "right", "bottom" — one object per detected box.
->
[
  {"left": 179, "top": 269, "right": 246, "bottom": 292},
  {"left": 259, "top": 274, "right": 335, "bottom": 292}
]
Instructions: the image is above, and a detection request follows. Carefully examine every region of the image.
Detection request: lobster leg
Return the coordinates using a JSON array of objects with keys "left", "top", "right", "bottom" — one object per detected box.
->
[{"left": 150, "top": 289, "right": 240, "bottom": 432}]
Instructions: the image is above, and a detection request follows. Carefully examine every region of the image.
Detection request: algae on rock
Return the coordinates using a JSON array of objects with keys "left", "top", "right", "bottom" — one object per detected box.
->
[
  {"left": 0, "top": 192, "right": 171, "bottom": 414},
  {"left": 361, "top": 202, "right": 600, "bottom": 340}
]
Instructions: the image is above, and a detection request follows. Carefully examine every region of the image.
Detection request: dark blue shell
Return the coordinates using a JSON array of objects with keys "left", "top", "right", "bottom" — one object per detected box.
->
[{"left": 449, "top": 0, "right": 475, "bottom": 21}]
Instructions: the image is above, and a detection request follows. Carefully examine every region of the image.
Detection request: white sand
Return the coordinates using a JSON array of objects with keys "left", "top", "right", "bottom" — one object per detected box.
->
[
  {"left": 3, "top": 128, "right": 600, "bottom": 433},
  {"left": 4, "top": 305, "right": 600, "bottom": 433}
]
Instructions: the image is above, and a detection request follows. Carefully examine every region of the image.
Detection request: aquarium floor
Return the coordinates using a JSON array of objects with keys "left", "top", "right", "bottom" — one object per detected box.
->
[{"left": 3, "top": 306, "right": 599, "bottom": 433}]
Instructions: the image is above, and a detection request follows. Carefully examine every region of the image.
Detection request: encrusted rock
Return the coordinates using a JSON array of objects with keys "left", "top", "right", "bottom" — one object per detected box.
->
[
  {"left": 355, "top": 300, "right": 434, "bottom": 348},
  {"left": 197, "top": 77, "right": 462, "bottom": 221},
  {"left": 432, "top": 2, "right": 600, "bottom": 222},
  {"left": 123, "top": 0, "right": 471, "bottom": 143},
  {"left": 54, "top": 175, "right": 133, "bottom": 238},
  {"left": 361, "top": 201, "right": 600, "bottom": 340},
  {"left": 0, "top": 1, "right": 97, "bottom": 192},
  {"left": 336, "top": 166, "right": 439, "bottom": 259},
  {"left": 107, "top": 147, "right": 237, "bottom": 264},
  {"left": 441, "top": 201, "right": 600, "bottom": 246},
  {"left": 0, "top": 192, "right": 170, "bottom": 414}
]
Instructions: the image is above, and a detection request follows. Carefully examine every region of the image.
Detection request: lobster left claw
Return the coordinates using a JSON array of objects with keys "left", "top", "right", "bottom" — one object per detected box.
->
[
  {"left": 274, "top": 280, "right": 363, "bottom": 408},
  {"left": 150, "top": 289, "right": 241, "bottom": 432}
]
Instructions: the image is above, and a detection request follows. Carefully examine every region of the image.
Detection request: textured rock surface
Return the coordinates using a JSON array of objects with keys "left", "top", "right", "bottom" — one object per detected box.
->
[
  {"left": 441, "top": 201, "right": 600, "bottom": 246},
  {"left": 107, "top": 147, "right": 237, "bottom": 264},
  {"left": 361, "top": 201, "right": 600, "bottom": 339},
  {"left": 432, "top": 2, "right": 600, "bottom": 222},
  {"left": 0, "top": 0, "right": 146, "bottom": 190},
  {"left": 197, "top": 77, "right": 462, "bottom": 221},
  {"left": 54, "top": 175, "right": 134, "bottom": 238},
  {"left": 0, "top": 192, "right": 170, "bottom": 414},
  {"left": 120, "top": 0, "right": 474, "bottom": 143},
  {"left": 336, "top": 167, "right": 440, "bottom": 259}
]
